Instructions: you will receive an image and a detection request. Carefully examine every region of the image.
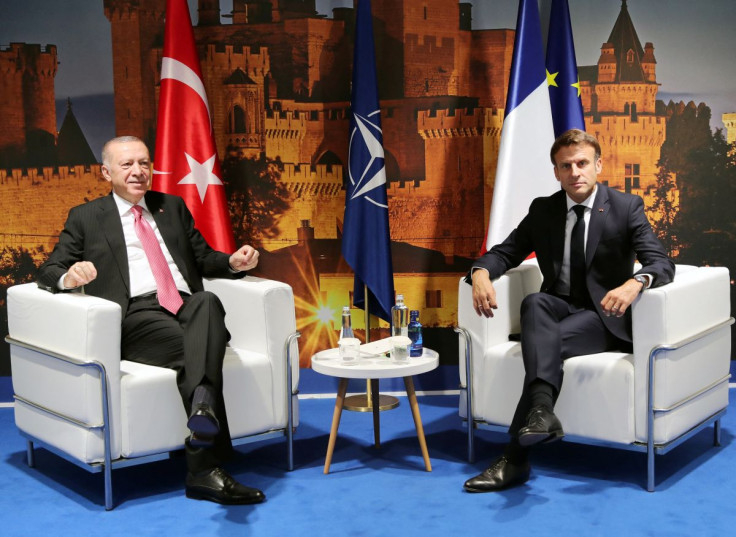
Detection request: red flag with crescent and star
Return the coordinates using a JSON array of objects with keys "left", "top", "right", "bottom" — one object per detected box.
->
[{"left": 153, "top": 0, "right": 235, "bottom": 253}]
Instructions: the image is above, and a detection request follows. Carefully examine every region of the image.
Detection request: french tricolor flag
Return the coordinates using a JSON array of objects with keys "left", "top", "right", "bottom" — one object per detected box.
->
[{"left": 482, "top": 0, "right": 557, "bottom": 252}]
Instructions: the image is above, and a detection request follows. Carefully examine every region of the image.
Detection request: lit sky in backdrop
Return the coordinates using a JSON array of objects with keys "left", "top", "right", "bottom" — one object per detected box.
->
[{"left": 1, "top": 0, "right": 734, "bottom": 128}]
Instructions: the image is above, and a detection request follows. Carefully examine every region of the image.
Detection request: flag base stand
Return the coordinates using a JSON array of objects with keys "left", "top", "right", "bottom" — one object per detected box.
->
[{"left": 344, "top": 393, "right": 399, "bottom": 412}]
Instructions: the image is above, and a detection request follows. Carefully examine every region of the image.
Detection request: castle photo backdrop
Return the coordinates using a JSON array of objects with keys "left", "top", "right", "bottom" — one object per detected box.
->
[{"left": 1, "top": 0, "right": 735, "bottom": 377}]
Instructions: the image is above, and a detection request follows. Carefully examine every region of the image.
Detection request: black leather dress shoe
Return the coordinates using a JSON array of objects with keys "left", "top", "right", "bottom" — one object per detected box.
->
[
  {"left": 186, "top": 467, "right": 266, "bottom": 505},
  {"left": 463, "top": 456, "right": 530, "bottom": 492},
  {"left": 188, "top": 403, "right": 220, "bottom": 438},
  {"left": 518, "top": 405, "right": 564, "bottom": 447}
]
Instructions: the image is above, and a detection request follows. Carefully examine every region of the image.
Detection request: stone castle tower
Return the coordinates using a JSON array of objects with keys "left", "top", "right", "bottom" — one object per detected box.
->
[
  {"left": 103, "top": 0, "right": 166, "bottom": 150},
  {"left": 579, "top": 0, "right": 666, "bottom": 194},
  {"left": 0, "top": 43, "right": 58, "bottom": 168},
  {"left": 723, "top": 113, "right": 736, "bottom": 145}
]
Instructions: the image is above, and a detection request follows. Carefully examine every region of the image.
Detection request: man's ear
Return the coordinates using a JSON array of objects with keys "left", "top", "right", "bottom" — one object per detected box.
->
[{"left": 101, "top": 165, "right": 111, "bottom": 182}]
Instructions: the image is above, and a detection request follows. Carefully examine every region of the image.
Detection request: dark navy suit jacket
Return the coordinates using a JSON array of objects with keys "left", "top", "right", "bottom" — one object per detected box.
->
[{"left": 471, "top": 184, "right": 675, "bottom": 342}]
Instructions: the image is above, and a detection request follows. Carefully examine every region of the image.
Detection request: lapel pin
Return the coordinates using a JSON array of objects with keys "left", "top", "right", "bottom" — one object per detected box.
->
[{"left": 598, "top": 208, "right": 604, "bottom": 212}]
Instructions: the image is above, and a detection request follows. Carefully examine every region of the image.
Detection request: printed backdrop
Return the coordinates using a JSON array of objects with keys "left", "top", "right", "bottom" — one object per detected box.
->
[{"left": 1, "top": 0, "right": 735, "bottom": 378}]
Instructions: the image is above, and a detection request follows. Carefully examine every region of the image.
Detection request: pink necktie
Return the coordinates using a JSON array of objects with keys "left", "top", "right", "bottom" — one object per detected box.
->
[{"left": 131, "top": 205, "right": 184, "bottom": 315}]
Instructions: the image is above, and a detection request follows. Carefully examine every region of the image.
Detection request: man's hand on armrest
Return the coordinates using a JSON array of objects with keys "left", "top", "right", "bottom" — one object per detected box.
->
[
  {"left": 61, "top": 261, "right": 98, "bottom": 290},
  {"left": 471, "top": 268, "right": 498, "bottom": 318}
]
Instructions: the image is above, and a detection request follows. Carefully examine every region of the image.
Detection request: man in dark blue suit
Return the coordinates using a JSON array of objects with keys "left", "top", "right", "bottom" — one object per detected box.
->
[
  {"left": 464, "top": 129, "right": 675, "bottom": 492},
  {"left": 38, "top": 136, "right": 265, "bottom": 504}
]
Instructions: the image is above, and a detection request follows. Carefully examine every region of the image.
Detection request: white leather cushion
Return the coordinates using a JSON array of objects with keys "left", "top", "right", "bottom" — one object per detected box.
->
[
  {"left": 555, "top": 352, "right": 634, "bottom": 444},
  {"left": 474, "top": 343, "right": 635, "bottom": 444},
  {"left": 120, "top": 348, "right": 278, "bottom": 458}
]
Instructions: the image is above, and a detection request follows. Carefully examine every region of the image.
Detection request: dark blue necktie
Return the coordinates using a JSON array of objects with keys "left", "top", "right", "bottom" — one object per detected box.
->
[{"left": 570, "top": 205, "right": 587, "bottom": 304}]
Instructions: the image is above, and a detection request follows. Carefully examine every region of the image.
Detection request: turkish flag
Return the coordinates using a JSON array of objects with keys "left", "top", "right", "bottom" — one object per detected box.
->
[{"left": 153, "top": 0, "right": 236, "bottom": 253}]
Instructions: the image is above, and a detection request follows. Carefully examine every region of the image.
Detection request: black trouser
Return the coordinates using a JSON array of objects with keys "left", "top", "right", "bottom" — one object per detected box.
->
[
  {"left": 121, "top": 291, "right": 232, "bottom": 473},
  {"left": 508, "top": 291, "right": 629, "bottom": 436}
]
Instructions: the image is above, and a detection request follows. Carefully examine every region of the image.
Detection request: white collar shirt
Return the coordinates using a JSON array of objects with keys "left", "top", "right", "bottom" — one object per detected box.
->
[{"left": 112, "top": 192, "right": 191, "bottom": 298}]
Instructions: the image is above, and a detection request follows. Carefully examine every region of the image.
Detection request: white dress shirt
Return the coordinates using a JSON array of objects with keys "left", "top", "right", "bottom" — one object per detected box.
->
[{"left": 60, "top": 193, "right": 192, "bottom": 296}]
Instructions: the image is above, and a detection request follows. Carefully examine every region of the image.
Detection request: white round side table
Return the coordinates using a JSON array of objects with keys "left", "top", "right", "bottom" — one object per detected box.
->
[{"left": 311, "top": 347, "right": 439, "bottom": 473}]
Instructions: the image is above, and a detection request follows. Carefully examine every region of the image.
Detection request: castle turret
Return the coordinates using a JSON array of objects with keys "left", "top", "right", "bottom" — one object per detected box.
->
[
  {"left": 581, "top": 0, "right": 666, "bottom": 194},
  {"left": 0, "top": 43, "right": 58, "bottom": 168},
  {"left": 197, "top": 0, "right": 220, "bottom": 26},
  {"left": 104, "top": 0, "right": 165, "bottom": 148}
]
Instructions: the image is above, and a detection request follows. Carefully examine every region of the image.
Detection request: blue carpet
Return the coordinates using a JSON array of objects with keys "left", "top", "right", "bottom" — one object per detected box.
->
[{"left": 1, "top": 393, "right": 735, "bottom": 536}]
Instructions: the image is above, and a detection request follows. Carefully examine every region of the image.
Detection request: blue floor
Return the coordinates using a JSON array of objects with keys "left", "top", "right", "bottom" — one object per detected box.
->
[{"left": 2, "top": 390, "right": 736, "bottom": 536}]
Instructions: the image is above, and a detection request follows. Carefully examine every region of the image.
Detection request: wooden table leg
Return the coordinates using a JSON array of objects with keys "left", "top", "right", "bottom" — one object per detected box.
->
[
  {"left": 404, "top": 376, "right": 432, "bottom": 472},
  {"left": 370, "top": 378, "right": 380, "bottom": 448},
  {"left": 324, "top": 378, "right": 349, "bottom": 474}
]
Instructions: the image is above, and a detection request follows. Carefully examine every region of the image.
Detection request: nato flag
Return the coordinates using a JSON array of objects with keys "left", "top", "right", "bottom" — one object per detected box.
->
[
  {"left": 546, "top": 0, "right": 586, "bottom": 136},
  {"left": 342, "top": 0, "right": 395, "bottom": 322}
]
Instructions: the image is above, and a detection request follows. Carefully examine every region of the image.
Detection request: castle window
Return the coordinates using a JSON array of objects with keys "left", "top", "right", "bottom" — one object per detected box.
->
[
  {"left": 626, "top": 49, "right": 635, "bottom": 64},
  {"left": 424, "top": 6, "right": 428, "bottom": 20},
  {"left": 229, "top": 105, "right": 246, "bottom": 134},
  {"left": 425, "top": 290, "right": 443, "bottom": 308},
  {"left": 624, "top": 163, "right": 640, "bottom": 193}
]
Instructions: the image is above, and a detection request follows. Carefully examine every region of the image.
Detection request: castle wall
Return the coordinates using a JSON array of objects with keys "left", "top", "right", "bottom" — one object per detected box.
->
[
  {"left": 264, "top": 104, "right": 349, "bottom": 166},
  {"left": 384, "top": 107, "right": 499, "bottom": 259},
  {"left": 595, "top": 83, "right": 658, "bottom": 115},
  {"left": 470, "top": 30, "right": 514, "bottom": 110},
  {"left": 586, "top": 115, "right": 666, "bottom": 191},
  {"left": 0, "top": 165, "right": 109, "bottom": 251},
  {"left": 269, "top": 163, "right": 344, "bottom": 248}
]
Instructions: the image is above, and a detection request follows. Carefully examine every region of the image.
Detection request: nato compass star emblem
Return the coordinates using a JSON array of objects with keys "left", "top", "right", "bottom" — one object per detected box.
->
[{"left": 348, "top": 110, "right": 388, "bottom": 209}]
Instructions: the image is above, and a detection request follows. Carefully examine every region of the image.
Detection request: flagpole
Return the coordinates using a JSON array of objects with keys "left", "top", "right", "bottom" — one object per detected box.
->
[{"left": 343, "top": 285, "right": 399, "bottom": 413}]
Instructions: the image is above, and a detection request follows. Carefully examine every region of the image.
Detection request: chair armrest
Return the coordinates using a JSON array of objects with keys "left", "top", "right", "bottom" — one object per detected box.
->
[
  {"left": 7, "top": 283, "right": 123, "bottom": 458},
  {"left": 631, "top": 266, "right": 732, "bottom": 440},
  {"left": 204, "top": 276, "right": 299, "bottom": 389},
  {"left": 632, "top": 266, "right": 731, "bottom": 356},
  {"left": 7, "top": 283, "right": 122, "bottom": 374},
  {"left": 457, "top": 260, "right": 542, "bottom": 386}
]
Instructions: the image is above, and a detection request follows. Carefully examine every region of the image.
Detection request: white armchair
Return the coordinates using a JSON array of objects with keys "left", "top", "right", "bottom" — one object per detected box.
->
[
  {"left": 6, "top": 276, "right": 300, "bottom": 509},
  {"left": 456, "top": 260, "right": 733, "bottom": 491}
]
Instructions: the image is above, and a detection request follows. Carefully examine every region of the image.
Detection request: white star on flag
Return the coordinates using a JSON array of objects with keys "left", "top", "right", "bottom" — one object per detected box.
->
[{"left": 177, "top": 152, "right": 223, "bottom": 203}]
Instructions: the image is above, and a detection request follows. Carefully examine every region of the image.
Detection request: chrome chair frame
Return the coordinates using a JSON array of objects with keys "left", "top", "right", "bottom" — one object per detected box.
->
[
  {"left": 456, "top": 317, "right": 733, "bottom": 491},
  {"left": 6, "top": 330, "right": 300, "bottom": 510}
]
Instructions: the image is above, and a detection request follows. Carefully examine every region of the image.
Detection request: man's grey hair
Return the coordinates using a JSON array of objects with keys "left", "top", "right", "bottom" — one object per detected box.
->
[{"left": 101, "top": 136, "right": 145, "bottom": 166}]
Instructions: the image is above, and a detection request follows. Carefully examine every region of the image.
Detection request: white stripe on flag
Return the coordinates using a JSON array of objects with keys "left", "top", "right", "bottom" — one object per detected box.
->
[{"left": 485, "top": 81, "right": 557, "bottom": 251}]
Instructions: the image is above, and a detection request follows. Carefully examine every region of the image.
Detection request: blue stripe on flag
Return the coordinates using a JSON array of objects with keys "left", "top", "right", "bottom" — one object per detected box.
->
[
  {"left": 546, "top": 0, "right": 586, "bottom": 136},
  {"left": 342, "top": 0, "right": 395, "bottom": 322},
  {"left": 505, "top": 0, "right": 547, "bottom": 114}
]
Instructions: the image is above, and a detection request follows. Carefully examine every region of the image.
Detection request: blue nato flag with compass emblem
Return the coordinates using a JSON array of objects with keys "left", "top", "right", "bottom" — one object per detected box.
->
[{"left": 342, "top": 0, "right": 395, "bottom": 323}]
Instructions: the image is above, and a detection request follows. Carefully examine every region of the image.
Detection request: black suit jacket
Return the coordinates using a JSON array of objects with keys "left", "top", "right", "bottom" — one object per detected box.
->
[
  {"left": 471, "top": 184, "right": 675, "bottom": 342},
  {"left": 38, "top": 191, "right": 243, "bottom": 317}
]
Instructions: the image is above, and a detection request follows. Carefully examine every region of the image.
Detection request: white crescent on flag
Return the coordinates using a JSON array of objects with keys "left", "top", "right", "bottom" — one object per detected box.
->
[{"left": 160, "top": 57, "right": 212, "bottom": 125}]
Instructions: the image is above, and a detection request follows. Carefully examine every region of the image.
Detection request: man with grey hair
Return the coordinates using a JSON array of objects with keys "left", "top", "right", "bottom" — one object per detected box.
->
[{"left": 38, "top": 136, "right": 265, "bottom": 505}]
